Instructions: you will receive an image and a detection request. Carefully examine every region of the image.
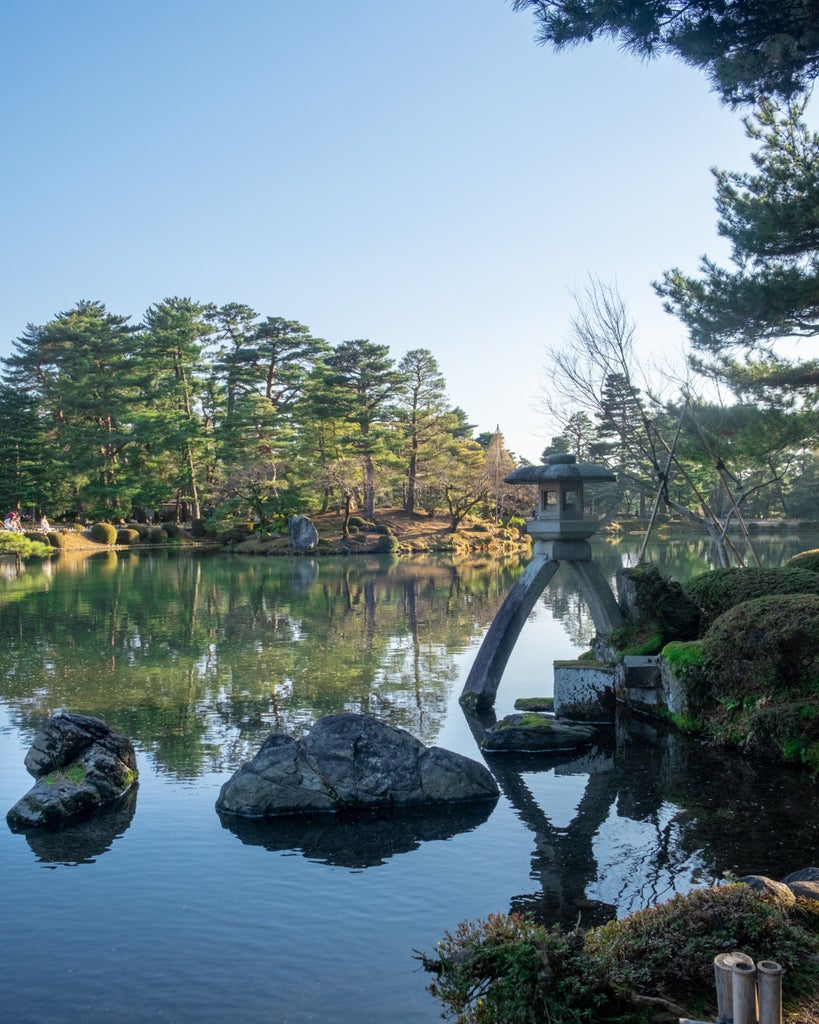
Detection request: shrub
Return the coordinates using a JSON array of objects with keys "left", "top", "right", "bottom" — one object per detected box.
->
[
  {"left": 348, "top": 516, "right": 375, "bottom": 531},
  {"left": 701, "top": 593, "right": 819, "bottom": 701},
  {"left": 163, "top": 522, "right": 181, "bottom": 538},
  {"left": 584, "top": 884, "right": 818, "bottom": 1012},
  {"left": 117, "top": 528, "right": 140, "bottom": 546},
  {"left": 422, "top": 885, "right": 819, "bottom": 1024},
  {"left": 787, "top": 548, "right": 819, "bottom": 573},
  {"left": 372, "top": 524, "right": 392, "bottom": 536},
  {"left": 148, "top": 527, "right": 168, "bottom": 544},
  {"left": 89, "top": 522, "right": 118, "bottom": 545},
  {"left": 506, "top": 516, "right": 528, "bottom": 536},
  {"left": 375, "top": 534, "right": 399, "bottom": 553},
  {"left": 46, "top": 531, "right": 64, "bottom": 548},
  {"left": 684, "top": 566, "right": 819, "bottom": 633}
]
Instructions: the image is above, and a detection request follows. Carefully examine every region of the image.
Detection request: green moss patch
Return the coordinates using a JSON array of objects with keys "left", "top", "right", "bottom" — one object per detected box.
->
[
  {"left": 513, "top": 697, "right": 554, "bottom": 712},
  {"left": 44, "top": 763, "right": 86, "bottom": 786},
  {"left": 684, "top": 566, "right": 819, "bottom": 633}
]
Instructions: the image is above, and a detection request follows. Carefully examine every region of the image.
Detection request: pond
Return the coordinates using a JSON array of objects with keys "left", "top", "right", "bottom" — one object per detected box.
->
[{"left": 1, "top": 535, "right": 817, "bottom": 1023}]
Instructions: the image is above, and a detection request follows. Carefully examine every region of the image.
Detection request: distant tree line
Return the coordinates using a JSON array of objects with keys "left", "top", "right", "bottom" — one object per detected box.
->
[{"left": 0, "top": 298, "right": 526, "bottom": 530}]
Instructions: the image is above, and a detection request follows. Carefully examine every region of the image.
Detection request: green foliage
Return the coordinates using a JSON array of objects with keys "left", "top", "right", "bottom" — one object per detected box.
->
[
  {"left": 374, "top": 534, "right": 399, "bottom": 553},
  {"left": 657, "top": 100, "right": 819, "bottom": 397},
  {"left": 117, "top": 528, "right": 140, "bottom": 545},
  {"left": 787, "top": 548, "right": 819, "bottom": 572},
  {"left": 44, "top": 763, "right": 86, "bottom": 785},
  {"left": 89, "top": 522, "right": 118, "bottom": 545},
  {"left": 148, "top": 527, "right": 168, "bottom": 544},
  {"left": 511, "top": 1, "right": 819, "bottom": 105},
  {"left": 421, "top": 912, "right": 597, "bottom": 1024},
  {"left": 661, "top": 640, "right": 705, "bottom": 673},
  {"left": 505, "top": 516, "right": 527, "bottom": 535},
  {"left": 684, "top": 566, "right": 819, "bottom": 632},
  {"left": 348, "top": 516, "right": 375, "bottom": 530},
  {"left": 0, "top": 533, "right": 53, "bottom": 560},
  {"left": 609, "top": 623, "right": 664, "bottom": 656},
  {"left": 585, "top": 884, "right": 818, "bottom": 1010},
  {"left": 423, "top": 885, "right": 819, "bottom": 1023}
]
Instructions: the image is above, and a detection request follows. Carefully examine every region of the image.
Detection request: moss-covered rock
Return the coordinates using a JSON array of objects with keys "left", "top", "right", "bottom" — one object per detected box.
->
[
  {"left": 695, "top": 593, "right": 819, "bottom": 763},
  {"left": 616, "top": 564, "right": 700, "bottom": 645},
  {"left": 684, "top": 566, "right": 819, "bottom": 633}
]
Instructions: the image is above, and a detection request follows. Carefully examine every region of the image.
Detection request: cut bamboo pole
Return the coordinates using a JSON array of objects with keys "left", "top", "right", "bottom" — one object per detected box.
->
[
  {"left": 732, "top": 959, "right": 758, "bottom": 1024},
  {"left": 714, "top": 950, "right": 754, "bottom": 1022},
  {"left": 757, "top": 960, "right": 783, "bottom": 1024}
]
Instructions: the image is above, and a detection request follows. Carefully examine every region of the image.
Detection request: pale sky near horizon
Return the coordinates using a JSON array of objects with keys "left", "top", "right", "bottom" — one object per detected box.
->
[{"left": 0, "top": 0, "right": 792, "bottom": 463}]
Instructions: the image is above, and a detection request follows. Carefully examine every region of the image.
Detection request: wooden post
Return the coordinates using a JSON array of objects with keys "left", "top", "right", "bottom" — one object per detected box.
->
[
  {"left": 757, "top": 960, "right": 783, "bottom": 1024},
  {"left": 732, "top": 959, "right": 757, "bottom": 1024},
  {"left": 714, "top": 950, "right": 754, "bottom": 1022}
]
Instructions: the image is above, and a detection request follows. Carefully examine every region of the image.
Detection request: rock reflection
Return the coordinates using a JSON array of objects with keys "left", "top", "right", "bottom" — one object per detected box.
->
[
  {"left": 9, "top": 787, "right": 137, "bottom": 867},
  {"left": 218, "top": 799, "right": 496, "bottom": 869}
]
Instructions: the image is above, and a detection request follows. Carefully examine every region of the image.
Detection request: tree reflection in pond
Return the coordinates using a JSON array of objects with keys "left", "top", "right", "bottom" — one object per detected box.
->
[{"left": 0, "top": 551, "right": 527, "bottom": 777}]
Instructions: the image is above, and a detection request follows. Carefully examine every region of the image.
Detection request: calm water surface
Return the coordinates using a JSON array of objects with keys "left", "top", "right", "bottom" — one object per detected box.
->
[{"left": 1, "top": 536, "right": 817, "bottom": 1023}]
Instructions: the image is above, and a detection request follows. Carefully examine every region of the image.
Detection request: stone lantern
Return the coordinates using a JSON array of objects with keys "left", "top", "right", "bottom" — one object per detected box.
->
[
  {"left": 461, "top": 452, "right": 620, "bottom": 713},
  {"left": 505, "top": 453, "right": 616, "bottom": 558}
]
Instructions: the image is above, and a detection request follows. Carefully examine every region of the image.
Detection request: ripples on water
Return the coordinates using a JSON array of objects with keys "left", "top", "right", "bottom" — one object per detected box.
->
[{"left": 0, "top": 539, "right": 817, "bottom": 1022}]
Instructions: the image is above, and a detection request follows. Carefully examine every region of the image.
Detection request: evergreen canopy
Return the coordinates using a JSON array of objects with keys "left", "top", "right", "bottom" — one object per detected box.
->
[{"left": 510, "top": 0, "right": 819, "bottom": 105}]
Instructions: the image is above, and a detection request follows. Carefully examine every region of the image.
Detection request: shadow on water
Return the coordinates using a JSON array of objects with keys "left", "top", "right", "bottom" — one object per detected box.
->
[
  {"left": 7, "top": 787, "right": 138, "bottom": 866},
  {"left": 217, "top": 799, "right": 497, "bottom": 868}
]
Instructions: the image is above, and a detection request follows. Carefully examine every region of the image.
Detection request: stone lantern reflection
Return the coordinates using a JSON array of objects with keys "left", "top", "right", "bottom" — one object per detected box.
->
[{"left": 461, "top": 453, "right": 622, "bottom": 713}]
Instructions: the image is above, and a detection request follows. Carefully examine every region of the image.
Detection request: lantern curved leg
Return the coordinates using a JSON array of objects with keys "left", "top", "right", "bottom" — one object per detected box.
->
[
  {"left": 562, "top": 560, "right": 623, "bottom": 635},
  {"left": 460, "top": 555, "right": 561, "bottom": 714}
]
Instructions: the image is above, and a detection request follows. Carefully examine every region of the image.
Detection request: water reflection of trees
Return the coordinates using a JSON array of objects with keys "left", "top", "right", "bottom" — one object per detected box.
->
[{"left": 0, "top": 553, "right": 527, "bottom": 778}]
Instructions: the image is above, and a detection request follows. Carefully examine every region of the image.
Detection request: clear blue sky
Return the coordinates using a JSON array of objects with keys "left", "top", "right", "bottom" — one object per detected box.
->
[{"left": 1, "top": 0, "right": 774, "bottom": 462}]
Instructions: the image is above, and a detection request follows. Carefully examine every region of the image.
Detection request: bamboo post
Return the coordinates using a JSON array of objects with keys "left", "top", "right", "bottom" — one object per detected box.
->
[
  {"left": 732, "top": 959, "right": 758, "bottom": 1024},
  {"left": 714, "top": 950, "right": 754, "bottom": 1022},
  {"left": 757, "top": 960, "right": 783, "bottom": 1024}
]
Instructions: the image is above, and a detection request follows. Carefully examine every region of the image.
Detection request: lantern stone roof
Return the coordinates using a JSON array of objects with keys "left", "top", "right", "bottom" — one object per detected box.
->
[{"left": 505, "top": 452, "right": 616, "bottom": 484}]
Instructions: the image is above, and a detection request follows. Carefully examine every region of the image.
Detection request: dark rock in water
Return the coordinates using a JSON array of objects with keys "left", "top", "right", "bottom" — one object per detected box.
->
[
  {"left": 215, "top": 713, "right": 499, "bottom": 818},
  {"left": 6, "top": 712, "right": 138, "bottom": 830},
  {"left": 482, "top": 713, "right": 597, "bottom": 753}
]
